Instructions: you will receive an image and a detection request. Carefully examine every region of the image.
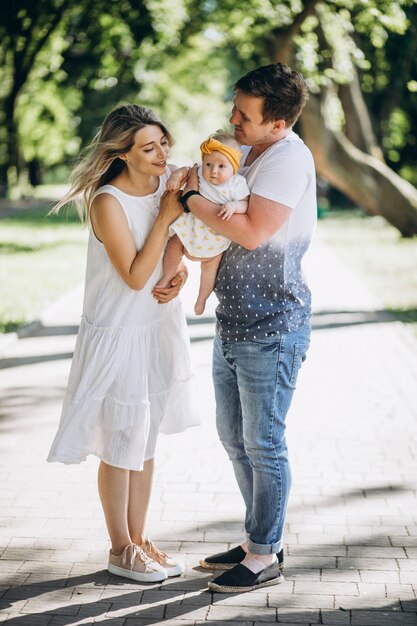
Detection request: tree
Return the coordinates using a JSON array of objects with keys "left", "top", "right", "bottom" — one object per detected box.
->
[
  {"left": 0, "top": 0, "right": 153, "bottom": 188},
  {"left": 294, "top": 0, "right": 417, "bottom": 236},
  {"left": 176, "top": 0, "right": 417, "bottom": 235}
]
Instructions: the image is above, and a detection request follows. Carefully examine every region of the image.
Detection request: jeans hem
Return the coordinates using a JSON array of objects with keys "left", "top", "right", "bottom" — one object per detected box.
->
[{"left": 247, "top": 534, "right": 283, "bottom": 555}]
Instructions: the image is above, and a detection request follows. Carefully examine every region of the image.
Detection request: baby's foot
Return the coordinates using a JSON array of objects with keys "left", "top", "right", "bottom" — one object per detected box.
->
[
  {"left": 194, "top": 298, "right": 206, "bottom": 316},
  {"left": 155, "top": 276, "right": 172, "bottom": 289}
]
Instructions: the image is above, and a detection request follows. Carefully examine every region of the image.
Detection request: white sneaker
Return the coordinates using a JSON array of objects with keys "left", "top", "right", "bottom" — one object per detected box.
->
[
  {"left": 141, "top": 538, "right": 184, "bottom": 577},
  {"left": 108, "top": 543, "right": 167, "bottom": 582}
]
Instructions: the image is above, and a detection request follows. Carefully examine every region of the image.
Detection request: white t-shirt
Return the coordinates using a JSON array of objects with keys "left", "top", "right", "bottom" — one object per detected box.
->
[{"left": 214, "top": 131, "right": 317, "bottom": 341}]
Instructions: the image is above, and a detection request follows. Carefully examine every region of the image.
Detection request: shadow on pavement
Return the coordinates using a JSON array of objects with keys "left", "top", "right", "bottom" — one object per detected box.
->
[
  {"left": 0, "top": 385, "right": 64, "bottom": 431},
  {"left": 34, "top": 325, "right": 79, "bottom": 338},
  {"left": 1, "top": 567, "right": 416, "bottom": 626},
  {"left": 287, "top": 483, "right": 415, "bottom": 513},
  {"left": 0, "top": 353, "right": 74, "bottom": 371},
  {"left": 1, "top": 307, "right": 407, "bottom": 372},
  {"left": 312, "top": 308, "right": 398, "bottom": 331},
  {"left": 1, "top": 512, "right": 416, "bottom": 624}
]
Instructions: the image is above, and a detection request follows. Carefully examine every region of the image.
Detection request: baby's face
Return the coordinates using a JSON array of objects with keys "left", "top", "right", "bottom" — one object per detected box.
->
[{"left": 202, "top": 151, "right": 235, "bottom": 185}]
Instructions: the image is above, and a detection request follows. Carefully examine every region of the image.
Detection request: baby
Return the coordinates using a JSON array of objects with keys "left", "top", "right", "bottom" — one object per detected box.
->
[{"left": 157, "top": 131, "right": 250, "bottom": 315}]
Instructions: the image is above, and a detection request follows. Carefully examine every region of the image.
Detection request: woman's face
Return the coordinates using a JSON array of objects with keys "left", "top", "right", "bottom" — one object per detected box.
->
[{"left": 123, "top": 125, "right": 170, "bottom": 175}]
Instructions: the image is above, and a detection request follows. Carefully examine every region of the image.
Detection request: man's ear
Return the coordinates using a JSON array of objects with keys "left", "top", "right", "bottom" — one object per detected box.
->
[{"left": 271, "top": 119, "right": 286, "bottom": 135}]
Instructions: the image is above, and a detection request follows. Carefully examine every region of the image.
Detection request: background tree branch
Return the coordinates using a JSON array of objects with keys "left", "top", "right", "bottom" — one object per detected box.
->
[{"left": 300, "top": 93, "right": 417, "bottom": 236}]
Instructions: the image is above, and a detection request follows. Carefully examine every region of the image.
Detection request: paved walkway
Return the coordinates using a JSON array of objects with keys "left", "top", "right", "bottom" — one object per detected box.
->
[{"left": 0, "top": 234, "right": 416, "bottom": 626}]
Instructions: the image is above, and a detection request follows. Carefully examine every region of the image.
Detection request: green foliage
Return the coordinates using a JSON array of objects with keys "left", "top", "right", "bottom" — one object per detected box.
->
[
  {"left": 0, "top": 206, "right": 87, "bottom": 332},
  {"left": 182, "top": 0, "right": 416, "bottom": 188},
  {"left": 1, "top": 0, "right": 416, "bottom": 190},
  {"left": 17, "top": 82, "right": 82, "bottom": 166},
  {"left": 135, "top": 33, "right": 230, "bottom": 160},
  {"left": 357, "top": 1, "right": 417, "bottom": 183},
  {"left": 0, "top": 0, "right": 154, "bottom": 185}
]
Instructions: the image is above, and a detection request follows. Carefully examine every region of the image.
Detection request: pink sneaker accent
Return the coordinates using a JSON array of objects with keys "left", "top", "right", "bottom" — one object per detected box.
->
[
  {"left": 107, "top": 543, "right": 167, "bottom": 582},
  {"left": 141, "top": 538, "right": 184, "bottom": 577}
]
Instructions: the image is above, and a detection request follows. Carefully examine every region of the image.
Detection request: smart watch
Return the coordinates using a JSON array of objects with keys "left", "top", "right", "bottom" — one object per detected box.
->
[{"left": 180, "top": 190, "right": 200, "bottom": 213}]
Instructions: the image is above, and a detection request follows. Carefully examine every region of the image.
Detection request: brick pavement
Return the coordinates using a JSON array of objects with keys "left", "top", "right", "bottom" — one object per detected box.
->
[{"left": 0, "top": 234, "right": 416, "bottom": 626}]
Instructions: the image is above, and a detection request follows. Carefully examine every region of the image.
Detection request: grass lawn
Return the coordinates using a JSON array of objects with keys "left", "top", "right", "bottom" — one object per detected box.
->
[
  {"left": 1, "top": 205, "right": 416, "bottom": 336},
  {"left": 317, "top": 210, "right": 417, "bottom": 333},
  {"left": 0, "top": 205, "right": 88, "bottom": 333}
]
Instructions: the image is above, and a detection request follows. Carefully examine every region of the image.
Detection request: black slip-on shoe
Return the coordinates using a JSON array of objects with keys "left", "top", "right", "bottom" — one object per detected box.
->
[
  {"left": 200, "top": 545, "right": 284, "bottom": 572},
  {"left": 208, "top": 561, "right": 284, "bottom": 593}
]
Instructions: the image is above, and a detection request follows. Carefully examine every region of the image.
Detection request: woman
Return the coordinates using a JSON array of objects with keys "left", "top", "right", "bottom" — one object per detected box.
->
[{"left": 47, "top": 104, "right": 199, "bottom": 582}]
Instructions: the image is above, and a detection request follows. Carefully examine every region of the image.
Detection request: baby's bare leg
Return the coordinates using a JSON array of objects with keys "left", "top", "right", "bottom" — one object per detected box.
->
[
  {"left": 195, "top": 254, "right": 222, "bottom": 316},
  {"left": 156, "top": 235, "right": 184, "bottom": 288}
]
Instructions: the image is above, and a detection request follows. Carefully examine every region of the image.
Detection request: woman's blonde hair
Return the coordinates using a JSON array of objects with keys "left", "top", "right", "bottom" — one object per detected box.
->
[{"left": 51, "top": 104, "right": 173, "bottom": 221}]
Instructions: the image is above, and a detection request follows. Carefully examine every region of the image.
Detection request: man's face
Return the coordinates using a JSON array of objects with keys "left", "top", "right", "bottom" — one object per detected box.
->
[{"left": 229, "top": 90, "right": 279, "bottom": 146}]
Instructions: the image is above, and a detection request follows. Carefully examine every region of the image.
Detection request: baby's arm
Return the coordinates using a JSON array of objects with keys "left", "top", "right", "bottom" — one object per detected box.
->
[
  {"left": 217, "top": 197, "right": 249, "bottom": 221},
  {"left": 166, "top": 166, "right": 190, "bottom": 192}
]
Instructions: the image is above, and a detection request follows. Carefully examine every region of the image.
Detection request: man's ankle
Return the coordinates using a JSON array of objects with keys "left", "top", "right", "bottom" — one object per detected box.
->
[{"left": 242, "top": 551, "right": 276, "bottom": 573}]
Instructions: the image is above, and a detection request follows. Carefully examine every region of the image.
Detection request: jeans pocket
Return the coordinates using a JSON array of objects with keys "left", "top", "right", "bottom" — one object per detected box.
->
[{"left": 289, "top": 342, "right": 309, "bottom": 386}]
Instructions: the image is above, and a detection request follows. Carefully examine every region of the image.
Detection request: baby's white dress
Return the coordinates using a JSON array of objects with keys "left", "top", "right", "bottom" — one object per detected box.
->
[
  {"left": 170, "top": 167, "right": 249, "bottom": 258},
  {"left": 47, "top": 173, "right": 199, "bottom": 471}
]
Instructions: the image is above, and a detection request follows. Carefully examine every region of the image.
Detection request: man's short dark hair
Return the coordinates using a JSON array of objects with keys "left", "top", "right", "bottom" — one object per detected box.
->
[{"left": 234, "top": 63, "right": 308, "bottom": 127}]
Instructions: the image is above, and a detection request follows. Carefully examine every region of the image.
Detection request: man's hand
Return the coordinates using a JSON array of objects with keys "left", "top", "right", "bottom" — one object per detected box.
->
[{"left": 151, "top": 268, "right": 188, "bottom": 303}]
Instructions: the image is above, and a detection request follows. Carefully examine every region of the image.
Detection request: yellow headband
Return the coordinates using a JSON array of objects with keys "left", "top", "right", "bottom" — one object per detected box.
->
[{"left": 200, "top": 138, "right": 242, "bottom": 174}]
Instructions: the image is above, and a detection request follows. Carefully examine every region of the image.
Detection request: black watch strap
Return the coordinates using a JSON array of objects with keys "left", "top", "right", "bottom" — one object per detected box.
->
[{"left": 180, "top": 190, "right": 200, "bottom": 213}]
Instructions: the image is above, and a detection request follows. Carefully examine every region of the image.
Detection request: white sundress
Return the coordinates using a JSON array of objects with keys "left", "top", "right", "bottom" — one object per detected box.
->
[
  {"left": 169, "top": 167, "right": 250, "bottom": 258},
  {"left": 47, "top": 173, "right": 199, "bottom": 471}
]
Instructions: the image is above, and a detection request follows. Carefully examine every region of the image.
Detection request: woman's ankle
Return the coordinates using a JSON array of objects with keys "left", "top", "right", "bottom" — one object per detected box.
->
[
  {"left": 110, "top": 542, "right": 132, "bottom": 556},
  {"left": 130, "top": 535, "right": 145, "bottom": 547}
]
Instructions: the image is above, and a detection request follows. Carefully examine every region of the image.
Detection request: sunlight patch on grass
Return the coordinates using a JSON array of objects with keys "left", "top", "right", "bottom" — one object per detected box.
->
[
  {"left": 0, "top": 206, "right": 87, "bottom": 333},
  {"left": 317, "top": 211, "right": 417, "bottom": 333}
]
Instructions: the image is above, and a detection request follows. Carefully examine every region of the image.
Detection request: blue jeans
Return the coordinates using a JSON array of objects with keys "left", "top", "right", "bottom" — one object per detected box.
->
[{"left": 212, "top": 324, "right": 310, "bottom": 554}]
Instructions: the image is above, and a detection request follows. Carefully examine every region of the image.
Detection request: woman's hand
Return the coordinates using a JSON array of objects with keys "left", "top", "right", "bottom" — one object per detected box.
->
[
  {"left": 183, "top": 164, "right": 199, "bottom": 194},
  {"left": 152, "top": 268, "right": 188, "bottom": 303},
  {"left": 158, "top": 190, "right": 183, "bottom": 226}
]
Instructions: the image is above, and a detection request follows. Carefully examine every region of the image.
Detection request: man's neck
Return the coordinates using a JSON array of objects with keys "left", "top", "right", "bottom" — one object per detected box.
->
[{"left": 246, "top": 129, "right": 291, "bottom": 164}]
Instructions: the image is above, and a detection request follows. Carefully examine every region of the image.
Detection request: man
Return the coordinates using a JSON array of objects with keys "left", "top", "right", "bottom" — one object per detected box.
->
[{"left": 182, "top": 63, "right": 316, "bottom": 593}]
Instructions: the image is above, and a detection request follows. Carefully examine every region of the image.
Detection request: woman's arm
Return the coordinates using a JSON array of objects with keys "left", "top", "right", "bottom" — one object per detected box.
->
[{"left": 90, "top": 190, "right": 182, "bottom": 290}]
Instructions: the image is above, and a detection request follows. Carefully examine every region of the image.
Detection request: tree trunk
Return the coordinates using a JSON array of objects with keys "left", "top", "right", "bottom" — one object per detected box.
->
[
  {"left": 28, "top": 159, "right": 43, "bottom": 187},
  {"left": 268, "top": 0, "right": 321, "bottom": 65},
  {"left": 266, "top": 6, "right": 417, "bottom": 237},
  {"left": 300, "top": 93, "right": 417, "bottom": 236},
  {"left": 4, "top": 89, "right": 20, "bottom": 180}
]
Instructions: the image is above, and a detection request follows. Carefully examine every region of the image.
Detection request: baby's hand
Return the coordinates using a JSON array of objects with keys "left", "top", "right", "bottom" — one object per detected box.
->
[
  {"left": 166, "top": 174, "right": 182, "bottom": 192},
  {"left": 218, "top": 201, "right": 239, "bottom": 221},
  {"left": 167, "top": 166, "right": 191, "bottom": 192}
]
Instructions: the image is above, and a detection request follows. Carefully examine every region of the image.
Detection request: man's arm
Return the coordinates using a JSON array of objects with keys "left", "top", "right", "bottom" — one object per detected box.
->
[{"left": 187, "top": 192, "right": 291, "bottom": 250}]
